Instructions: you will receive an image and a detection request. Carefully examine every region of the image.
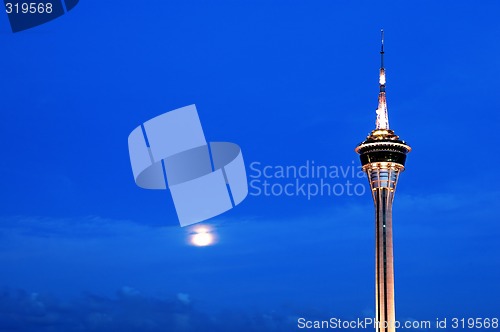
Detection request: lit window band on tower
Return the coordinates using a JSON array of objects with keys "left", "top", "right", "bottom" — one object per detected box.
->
[{"left": 355, "top": 30, "right": 411, "bottom": 332}]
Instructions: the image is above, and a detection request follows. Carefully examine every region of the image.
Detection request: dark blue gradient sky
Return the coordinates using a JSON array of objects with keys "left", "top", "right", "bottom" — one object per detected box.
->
[{"left": 0, "top": 1, "right": 499, "bottom": 331}]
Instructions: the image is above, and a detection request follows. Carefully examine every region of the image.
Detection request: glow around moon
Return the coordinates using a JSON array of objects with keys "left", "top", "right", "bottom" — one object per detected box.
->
[{"left": 189, "top": 226, "right": 217, "bottom": 247}]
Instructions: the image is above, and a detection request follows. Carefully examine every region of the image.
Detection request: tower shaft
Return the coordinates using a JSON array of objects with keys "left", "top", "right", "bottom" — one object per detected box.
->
[
  {"left": 367, "top": 164, "right": 401, "bottom": 332},
  {"left": 375, "top": 188, "right": 395, "bottom": 332}
]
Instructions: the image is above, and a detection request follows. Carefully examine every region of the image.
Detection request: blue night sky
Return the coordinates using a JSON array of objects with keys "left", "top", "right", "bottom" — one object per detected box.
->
[{"left": 0, "top": 1, "right": 499, "bottom": 331}]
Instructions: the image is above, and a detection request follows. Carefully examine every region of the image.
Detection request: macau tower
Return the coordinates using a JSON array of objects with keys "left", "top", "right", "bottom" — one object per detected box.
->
[{"left": 355, "top": 31, "right": 411, "bottom": 332}]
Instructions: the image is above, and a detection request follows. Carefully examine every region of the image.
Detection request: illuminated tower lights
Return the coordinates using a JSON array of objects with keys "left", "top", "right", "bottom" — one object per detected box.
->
[{"left": 355, "top": 30, "right": 411, "bottom": 332}]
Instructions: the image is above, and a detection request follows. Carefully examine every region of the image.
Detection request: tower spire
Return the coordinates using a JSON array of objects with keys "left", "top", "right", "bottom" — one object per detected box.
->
[
  {"left": 381, "top": 29, "right": 385, "bottom": 71},
  {"left": 376, "top": 29, "right": 389, "bottom": 130}
]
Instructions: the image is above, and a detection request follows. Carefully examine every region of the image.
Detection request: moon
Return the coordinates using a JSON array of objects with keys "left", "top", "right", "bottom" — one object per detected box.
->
[{"left": 189, "top": 226, "right": 216, "bottom": 247}]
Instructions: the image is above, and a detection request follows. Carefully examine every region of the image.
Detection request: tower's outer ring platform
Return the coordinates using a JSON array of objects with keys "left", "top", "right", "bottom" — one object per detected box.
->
[{"left": 355, "top": 130, "right": 411, "bottom": 168}]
